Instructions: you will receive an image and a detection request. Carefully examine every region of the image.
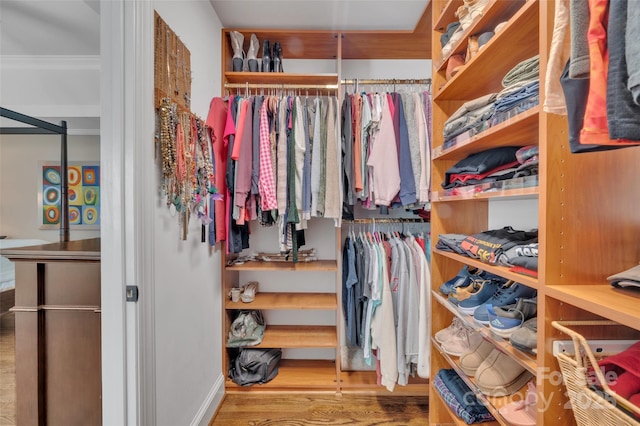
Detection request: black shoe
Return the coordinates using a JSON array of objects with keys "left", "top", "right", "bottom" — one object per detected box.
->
[
  {"left": 262, "top": 40, "right": 271, "bottom": 72},
  {"left": 273, "top": 42, "right": 282, "bottom": 73}
]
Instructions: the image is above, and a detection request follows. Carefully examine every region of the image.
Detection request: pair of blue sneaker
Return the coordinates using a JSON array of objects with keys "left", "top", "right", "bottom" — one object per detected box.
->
[
  {"left": 439, "top": 265, "right": 507, "bottom": 296},
  {"left": 456, "top": 279, "right": 536, "bottom": 321}
]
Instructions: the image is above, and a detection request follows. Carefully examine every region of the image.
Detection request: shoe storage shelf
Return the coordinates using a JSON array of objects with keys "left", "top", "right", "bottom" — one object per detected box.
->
[{"left": 429, "top": 0, "right": 640, "bottom": 425}]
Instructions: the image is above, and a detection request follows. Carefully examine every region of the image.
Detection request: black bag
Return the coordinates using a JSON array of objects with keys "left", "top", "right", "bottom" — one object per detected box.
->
[{"left": 228, "top": 347, "right": 282, "bottom": 386}]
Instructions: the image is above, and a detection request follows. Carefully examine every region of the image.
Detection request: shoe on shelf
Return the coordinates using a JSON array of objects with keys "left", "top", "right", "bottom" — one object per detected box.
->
[
  {"left": 442, "top": 328, "right": 482, "bottom": 357},
  {"left": 498, "top": 380, "right": 537, "bottom": 426},
  {"left": 435, "top": 317, "right": 464, "bottom": 344},
  {"left": 475, "top": 349, "right": 534, "bottom": 396},
  {"left": 246, "top": 33, "right": 260, "bottom": 72},
  {"left": 241, "top": 281, "right": 259, "bottom": 303},
  {"left": 487, "top": 297, "right": 538, "bottom": 338},
  {"left": 459, "top": 337, "right": 495, "bottom": 377},
  {"left": 439, "top": 265, "right": 480, "bottom": 295},
  {"left": 510, "top": 317, "right": 538, "bottom": 354},
  {"left": 261, "top": 40, "right": 271, "bottom": 72},
  {"left": 272, "top": 41, "right": 283, "bottom": 72},
  {"left": 473, "top": 282, "right": 537, "bottom": 324},
  {"left": 230, "top": 31, "right": 245, "bottom": 72},
  {"left": 448, "top": 277, "right": 485, "bottom": 305},
  {"left": 457, "top": 279, "right": 501, "bottom": 315}
]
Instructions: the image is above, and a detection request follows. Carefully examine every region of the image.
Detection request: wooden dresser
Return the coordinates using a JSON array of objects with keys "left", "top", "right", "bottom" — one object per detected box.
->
[{"left": 2, "top": 238, "right": 101, "bottom": 426}]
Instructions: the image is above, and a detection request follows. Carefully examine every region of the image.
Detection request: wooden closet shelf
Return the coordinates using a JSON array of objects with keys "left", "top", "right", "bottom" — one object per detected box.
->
[
  {"left": 433, "top": 0, "right": 464, "bottom": 32},
  {"left": 225, "top": 292, "right": 337, "bottom": 310},
  {"left": 340, "top": 370, "right": 430, "bottom": 395},
  {"left": 432, "top": 107, "right": 539, "bottom": 161},
  {"left": 432, "top": 249, "right": 539, "bottom": 289},
  {"left": 546, "top": 285, "right": 640, "bottom": 332},
  {"left": 225, "top": 359, "right": 338, "bottom": 391},
  {"left": 435, "top": 0, "right": 538, "bottom": 100},
  {"left": 225, "top": 259, "right": 338, "bottom": 272},
  {"left": 224, "top": 72, "right": 338, "bottom": 87},
  {"left": 229, "top": 325, "right": 337, "bottom": 349},
  {"left": 432, "top": 291, "right": 538, "bottom": 374}
]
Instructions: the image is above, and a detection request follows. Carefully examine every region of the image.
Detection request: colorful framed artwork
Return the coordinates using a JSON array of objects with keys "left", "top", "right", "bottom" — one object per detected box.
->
[{"left": 38, "top": 161, "right": 100, "bottom": 229}]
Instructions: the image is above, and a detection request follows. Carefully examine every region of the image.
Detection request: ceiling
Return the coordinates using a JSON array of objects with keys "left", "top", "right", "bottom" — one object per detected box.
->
[{"left": 0, "top": 0, "right": 430, "bottom": 56}]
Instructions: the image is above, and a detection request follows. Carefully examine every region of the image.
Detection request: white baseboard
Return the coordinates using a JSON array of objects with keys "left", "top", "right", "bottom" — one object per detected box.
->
[{"left": 190, "top": 373, "right": 225, "bottom": 426}]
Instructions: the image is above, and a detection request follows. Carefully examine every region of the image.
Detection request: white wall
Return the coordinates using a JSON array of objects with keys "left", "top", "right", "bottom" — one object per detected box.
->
[
  {"left": 151, "top": 2, "right": 224, "bottom": 425},
  {"left": 0, "top": 134, "right": 100, "bottom": 241}
]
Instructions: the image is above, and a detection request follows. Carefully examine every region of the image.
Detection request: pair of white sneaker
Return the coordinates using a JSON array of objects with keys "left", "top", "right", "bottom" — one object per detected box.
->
[{"left": 435, "top": 318, "right": 482, "bottom": 357}]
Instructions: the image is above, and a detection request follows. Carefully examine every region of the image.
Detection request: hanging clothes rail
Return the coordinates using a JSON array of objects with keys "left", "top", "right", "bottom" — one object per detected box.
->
[
  {"left": 341, "top": 78, "right": 431, "bottom": 93},
  {"left": 224, "top": 82, "right": 339, "bottom": 91},
  {"left": 340, "top": 78, "right": 431, "bottom": 86},
  {"left": 343, "top": 218, "right": 427, "bottom": 224}
]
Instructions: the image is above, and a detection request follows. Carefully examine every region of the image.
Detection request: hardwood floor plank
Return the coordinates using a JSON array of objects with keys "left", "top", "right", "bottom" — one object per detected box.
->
[{"left": 209, "top": 393, "right": 429, "bottom": 425}]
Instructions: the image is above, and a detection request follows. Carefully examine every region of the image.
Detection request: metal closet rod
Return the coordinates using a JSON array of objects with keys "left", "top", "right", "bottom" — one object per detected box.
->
[
  {"left": 343, "top": 218, "right": 428, "bottom": 224},
  {"left": 340, "top": 78, "right": 431, "bottom": 85},
  {"left": 224, "top": 82, "right": 339, "bottom": 90}
]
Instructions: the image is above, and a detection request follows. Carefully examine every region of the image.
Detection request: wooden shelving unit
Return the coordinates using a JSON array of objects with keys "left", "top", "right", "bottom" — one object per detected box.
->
[
  {"left": 218, "top": 4, "right": 433, "bottom": 395},
  {"left": 429, "top": 1, "right": 640, "bottom": 425}
]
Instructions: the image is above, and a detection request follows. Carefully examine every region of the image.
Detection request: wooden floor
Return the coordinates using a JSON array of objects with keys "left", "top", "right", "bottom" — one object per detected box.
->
[
  {"left": 0, "top": 312, "right": 429, "bottom": 425},
  {"left": 0, "top": 312, "right": 16, "bottom": 425},
  {"left": 209, "top": 393, "right": 429, "bottom": 425}
]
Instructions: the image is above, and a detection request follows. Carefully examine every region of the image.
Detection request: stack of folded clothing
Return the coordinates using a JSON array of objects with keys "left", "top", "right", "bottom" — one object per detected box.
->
[
  {"left": 492, "top": 55, "right": 540, "bottom": 125},
  {"left": 512, "top": 145, "right": 539, "bottom": 178},
  {"left": 459, "top": 226, "right": 538, "bottom": 265},
  {"left": 433, "top": 368, "right": 496, "bottom": 424},
  {"left": 607, "top": 264, "right": 640, "bottom": 289},
  {"left": 442, "top": 146, "right": 522, "bottom": 189},
  {"left": 443, "top": 93, "right": 498, "bottom": 148}
]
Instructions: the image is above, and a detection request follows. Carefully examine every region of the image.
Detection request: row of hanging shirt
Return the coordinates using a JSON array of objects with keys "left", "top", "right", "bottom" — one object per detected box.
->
[
  {"left": 342, "top": 221, "right": 431, "bottom": 392},
  {"left": 205, "top": 81, "right": 433, "bottom": 254},
  {"left": 207, "top": 93, "right": 342, "bottom": 254},
  {"left": 341, "top": 83, "right": 433, "bottom": 220}
]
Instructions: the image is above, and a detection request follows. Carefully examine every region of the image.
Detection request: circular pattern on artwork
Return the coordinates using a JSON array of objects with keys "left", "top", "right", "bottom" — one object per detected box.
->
[
  {"left": 44, "top": 167, "right": 61, "bottom": 185},
  {"left": 69, "top": 206, "right": 81, "bottom": 224},
  {"left": 83, "top": 168, "right": 97, "bottom": 185},
  {"left": 44, "top": 206, "right": 60, "bottom": 224},
  {"left": 68, "top": 167, "right": 81, "bottom": 186},
  {"left": 83, "top": 207, "right": 98, "bottom": 225},
  {"left": 43, "top": 186, "right": 60, "bottom": 205},
  {"left": 84, "top": 187, "right": 97, "bottom": 205}
]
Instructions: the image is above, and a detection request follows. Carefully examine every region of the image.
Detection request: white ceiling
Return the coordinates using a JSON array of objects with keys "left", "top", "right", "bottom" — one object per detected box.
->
[
  {"left": 209, "top": 0, "right": 429, "bottom": 31},
  {"left": 0, "top": 0, "right": 428, "bottom": 56}
]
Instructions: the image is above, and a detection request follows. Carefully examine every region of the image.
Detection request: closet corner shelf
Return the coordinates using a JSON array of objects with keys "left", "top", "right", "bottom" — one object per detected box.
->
[
  {"left": 434, "top": 0, "right": 538, "bottom": 101},
  {"left": 431, "top": 180, "right": 538, "bottom": 202},
  {"left": 225, "top": 292, "right": 337, "bottom": 310},
  {"left": 224, "top": 72, "right": 338, "bottom": 87},
  {"left": 225, "top": 259, "right": 338, "bottom": 272},
  {"left": 432, "top": 290, "right": 538, "bottom": 374},
  {"left": 546, "top": 285, "right": 640, "bottom": 331},
  {"left": 434, "top": 0, "right": 528, "bottom": 73},
  {"left": 432, "top": 107, "right": 540, "bottom": 161},
  {"left": 432, "top": 336, "right": 529, "bottom": 425},
  {"left": 225, "top": 359, "right": 338, "bottom": 392},
  {"left": 432, "top": 249, "right": 539, "bottom": 289},
  {"left": 229, "top": 325, "right": 337, "bottom": 349}
]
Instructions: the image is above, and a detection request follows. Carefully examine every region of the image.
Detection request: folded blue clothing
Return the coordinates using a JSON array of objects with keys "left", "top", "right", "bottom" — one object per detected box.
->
[
  {"left": 495, "top": 81, "right": 540, "bottom": 113},
  {"left": 436, "top": 369, "right": 492, "bottom": 417},
  {"left": 434, "top": 370, "right": 495, "bottom": 424}
]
